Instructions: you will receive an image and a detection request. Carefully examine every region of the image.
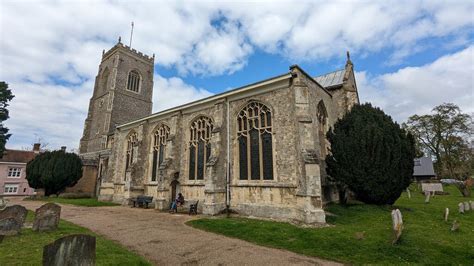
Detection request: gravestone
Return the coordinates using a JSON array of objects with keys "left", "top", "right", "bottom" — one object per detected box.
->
[
  {"left": 464, "top": 202, "right": 470, "bottom": 211},
  {"left": 451, "top": 220, "right": 459, "bottom": 232},
  {"left": 0, "top": 205, "right": 28, "bottom": 235},
  {"left": 470, "top": 201, "right": 474, "bottom": 210},
  {"left": 0, "top": 197, "right": 7, "bottom": 210},
  {"left": 391, "top": 209, "right": 403, "bottom": 244},
  {"left": 33, "top": 203, "right": 61, "bottom": 232},
  {"left": 424, "top": 191, "right": 430, "bottom": 203},
  {"left": 444, "top": 208, "right": 449, "bottom": 222},
  {"left": 421, "top": 183, "right": 443, "bottom": 193},
  {"left": 406, "top": 188, "right": 411, "bottom": 199},
  {"left": 458, "top": 202, "right": 464, "bottom": 214},
  {"left": 43, "top": 234, "right": 96, "bottom": 266}
]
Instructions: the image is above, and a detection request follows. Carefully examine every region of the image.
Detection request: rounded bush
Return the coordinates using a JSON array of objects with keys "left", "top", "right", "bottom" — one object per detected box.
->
[{"left": 326, "top": 103, "right": 415, "bottom": 205}]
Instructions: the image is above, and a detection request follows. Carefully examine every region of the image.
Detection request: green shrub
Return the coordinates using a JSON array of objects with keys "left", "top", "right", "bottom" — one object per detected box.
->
[
  {"left": 26, "top": 150, "right": 83, "bottom": 196},
  {"left": 326, "top": 103, "right": 415, "bottom": 205}
]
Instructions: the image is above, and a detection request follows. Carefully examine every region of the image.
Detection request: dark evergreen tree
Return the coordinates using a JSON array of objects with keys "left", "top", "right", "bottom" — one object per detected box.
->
[
  {"left": 326, "top": 103, "right": 415, "bottom": 205},
  {"left": 26, "top": 150, "right": 83, "bottom": 196},
  {"left": 0, "top": 82, "right": 15, "bottom": 158}
]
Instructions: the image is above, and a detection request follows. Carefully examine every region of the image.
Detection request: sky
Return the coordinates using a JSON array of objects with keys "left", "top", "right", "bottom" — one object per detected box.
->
[{"left": 0, "top": 0, "right": 473, "bottom": 151}]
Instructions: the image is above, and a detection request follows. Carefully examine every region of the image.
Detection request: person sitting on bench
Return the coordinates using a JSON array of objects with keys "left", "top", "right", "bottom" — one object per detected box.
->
[{"left": 170, "top": 193, "right": 184, "bottom": 213}]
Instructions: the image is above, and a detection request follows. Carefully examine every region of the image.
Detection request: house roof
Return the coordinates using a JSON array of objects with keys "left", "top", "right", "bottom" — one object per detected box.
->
[
  {"left": 314, "top": 69, "right": 345, "bottom": 88},
  {"left": 0, "top": 149, "right": 37, "bottom": 164},
  {"left": 413, "top": 157, "right": 436, "bottom": 176}
]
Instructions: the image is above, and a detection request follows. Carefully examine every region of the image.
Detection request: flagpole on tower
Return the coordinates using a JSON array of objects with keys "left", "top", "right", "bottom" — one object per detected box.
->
[{"left": 129, "top": 21, "right": 134, "bottom": 47}]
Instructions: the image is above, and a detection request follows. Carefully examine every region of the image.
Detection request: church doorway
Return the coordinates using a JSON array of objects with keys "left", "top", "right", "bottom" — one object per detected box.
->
[{"left": 170, "top": 179, "right": 180, "bottom": 202}]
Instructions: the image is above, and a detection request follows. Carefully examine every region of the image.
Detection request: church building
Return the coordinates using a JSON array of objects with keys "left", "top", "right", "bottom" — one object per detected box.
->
[{"left": 79, "top": 39, "right": 359, "bottom": 224}]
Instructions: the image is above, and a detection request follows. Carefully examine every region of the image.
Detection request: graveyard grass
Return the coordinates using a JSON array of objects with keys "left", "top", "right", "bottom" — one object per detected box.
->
[
  {"left": 0, "top": 212, "right": 150, "bottom": 265},
  {"left": 28, "top": 197, "right": 120, "bottom": 207},
  {"left": 188, "top": 184, "right": 474, "bottom": 264}
]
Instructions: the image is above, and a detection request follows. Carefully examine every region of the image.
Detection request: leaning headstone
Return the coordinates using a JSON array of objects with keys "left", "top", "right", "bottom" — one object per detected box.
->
[
  {"left": 406, "top": 188, "right": 411, "bottom": 199},
  {"left": 458, "top": 202, "right": 464, "bottom": 214},
  {"left": 0, "top": 205, "right": 28, "bottom": 235},
  {"left": 451, "top": 220, "right": 459, "bottom": 232},
  {"left": 424, "top": 191, "right": 430, "bottom": 203},
  {"left": 43, "top": 234, "right": 96, "bottom": 266},
  {"left": 33, "top": 203, "right": 61, "bottom": 232},
  {"left": 0, "top": 197, "right": 7, "bottom": 210},
  {"left": 444, "top": 208, "right": 449, "bottom": 222},
  {"left": 391, "top": 209, "right": 403, "bottom": 244},
  {"left": 464, "top": 202, "right": 470, "bottom": 211}
]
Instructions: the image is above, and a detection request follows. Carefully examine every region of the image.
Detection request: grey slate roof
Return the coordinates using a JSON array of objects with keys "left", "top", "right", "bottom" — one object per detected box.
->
[
  {"left": 413, "top": 157, "right": 436, "bottom": 176},
  {"left": 314, "top": 69, "right": 345, "bottom": 88}
]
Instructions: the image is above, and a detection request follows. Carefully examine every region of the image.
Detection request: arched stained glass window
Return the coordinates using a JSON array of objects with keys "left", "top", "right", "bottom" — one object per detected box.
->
[
  {"left": 127, "top": 70, "right": 141, "bottom": 92},
  {"left": 237, "top": 101, "right": 273, "bottom": 180},
  {"left": 125, "top": 132, "right": 138, "bottom": 171},
  {"left": 189, "top": 116, "right": 213, "bottom": 180},
  {"left": 151, "top": 125, "right": 170, "bottom": 182}
]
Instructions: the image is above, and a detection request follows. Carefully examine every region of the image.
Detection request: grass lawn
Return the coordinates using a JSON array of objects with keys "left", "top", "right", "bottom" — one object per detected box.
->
[
  {"left": 28, "top": 197, "right": 120, "bottom": 207},
  {"left": 188, "top": 185, "right": 474, "bottom": 264},
  {"left": 0, "top": 212, "right": 150, "bottom": 265}
]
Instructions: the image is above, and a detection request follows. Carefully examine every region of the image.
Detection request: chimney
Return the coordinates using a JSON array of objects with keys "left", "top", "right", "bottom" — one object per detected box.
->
[
  {"left": 33, "top": 143, "right": 41, "bottom": 153},
  {"left": 60, "top": 146, "right": 67, "bottom": 152}
]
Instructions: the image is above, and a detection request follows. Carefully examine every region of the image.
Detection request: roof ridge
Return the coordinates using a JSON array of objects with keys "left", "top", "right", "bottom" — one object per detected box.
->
[{"left": 314, "top": 68, "right": 345, "bottom": 78}]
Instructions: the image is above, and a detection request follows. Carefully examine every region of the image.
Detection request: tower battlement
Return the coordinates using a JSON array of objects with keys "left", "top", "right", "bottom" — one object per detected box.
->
[{"left": 102, "top": 41, "right": 154, "bottom": 63}]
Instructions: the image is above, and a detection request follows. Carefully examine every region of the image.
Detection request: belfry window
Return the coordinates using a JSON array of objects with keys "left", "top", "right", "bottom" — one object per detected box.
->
[
  {"left": 125, "top": 132, "right": 138, "bottom": 171},
  {"left": 189, "top": 116, "right": 213, "bottom": 180},
  {"left": 237, "top": 101, "right": 273, "bottom": 180},
  {"left": 151, "top": 125, "right": 170, "bottom": 182},
  {"left": 127, "top": 70, "right": 140, "bottom": 93}
]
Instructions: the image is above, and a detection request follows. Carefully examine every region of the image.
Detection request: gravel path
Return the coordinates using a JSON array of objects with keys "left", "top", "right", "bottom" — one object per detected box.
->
[{"left": 10, "top": 198, "right": 340, "bottom": 266}]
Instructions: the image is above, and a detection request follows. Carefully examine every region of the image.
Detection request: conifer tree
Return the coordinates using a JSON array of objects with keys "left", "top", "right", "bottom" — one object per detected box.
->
[
  {"left": 26, "top": 150, "right": 83, "bottom": 196},
  {"left": 326, "top": 103, "right": 415, "bottom": 205},
  {"left": 0, "top": 81, "right": 14, "bottom": 157}
]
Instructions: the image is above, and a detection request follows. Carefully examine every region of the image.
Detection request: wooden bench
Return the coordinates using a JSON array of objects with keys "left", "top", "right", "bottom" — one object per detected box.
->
[{"left": 130, "top": 196, "right": 153, "bottom": 208}]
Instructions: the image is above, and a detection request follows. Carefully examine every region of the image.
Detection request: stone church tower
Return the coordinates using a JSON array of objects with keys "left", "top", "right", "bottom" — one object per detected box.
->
[
  {"left": 74, "top": 39, "right": 154, "bottom": 197},
  {"left": 80, "top": 38, "right": 154, "bottom": 154}
]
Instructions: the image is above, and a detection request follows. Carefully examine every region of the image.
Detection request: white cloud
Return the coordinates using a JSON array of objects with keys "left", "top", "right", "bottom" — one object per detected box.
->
[
  {"left": 0, "top": 0, "right": 473, "bottom": 150},
  {"left": 4, "top": 80, "right": 92, "bottom": 150},
  {"left": 153, "top": 75, "right": 213, "bottom": 112},
  {"left": 358, "top": 46, "right": 474, "bottom": 122}
]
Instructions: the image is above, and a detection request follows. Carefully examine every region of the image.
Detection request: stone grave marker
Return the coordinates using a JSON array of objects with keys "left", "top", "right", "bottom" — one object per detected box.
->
[
  {"left": 464, "top": 202, "right": 470, "bottom": 211},
  {"left": 421, "top": 183, "right": 443, "bottom": 194},
  {"left": 470, "top": 201, "right": 474, "bottom": 210},
  {"left": 43, "top": 234, "right": 96, "bottom": 266},
  {"left": 444, "top": 208, "right": 449, "bottom": 222},
  {"left": 406, "top": 188, "right": 411, "bottom": 199},
  {"left": 0, "top": 205, "right": 27, "bottom": 235},
  {"left": 391, "top": 209, "right": 403, "bottom": 244},
  {"left": 0, "top": 197, "right": 7, "bottom": 210},
  {"left": 424, "top": 191, "right": 430, "bottom": 203},
  {"left": 451, "top": 220, "right": 459, "bottom": 232},
  {"left": 458, "top": 202, "right": 464, "bottom": 214},
  {"left": 33, "top": 203, "right": 61, "bottom": 232}
]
